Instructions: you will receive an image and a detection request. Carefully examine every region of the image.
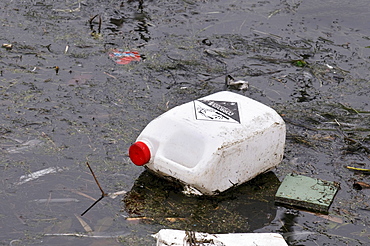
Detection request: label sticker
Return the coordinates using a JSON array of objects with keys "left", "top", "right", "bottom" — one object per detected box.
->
[{"left": 194, "top": 99, "right": 240, "bottom": 123}]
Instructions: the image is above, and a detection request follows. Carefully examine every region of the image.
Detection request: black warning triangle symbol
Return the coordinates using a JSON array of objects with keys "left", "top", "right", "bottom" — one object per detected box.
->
[{"left": 194, "top": 99, "right": 240, "bottom": 123}]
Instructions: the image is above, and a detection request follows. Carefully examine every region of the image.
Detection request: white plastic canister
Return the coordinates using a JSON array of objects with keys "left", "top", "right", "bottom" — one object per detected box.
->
[{"left": 129, "top": 91, "right": 286, "bottom": 195}]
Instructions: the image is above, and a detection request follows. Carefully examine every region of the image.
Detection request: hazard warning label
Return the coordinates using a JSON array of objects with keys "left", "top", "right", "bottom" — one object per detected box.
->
[{"left": 193, "top": 99, "right": 240, "bottom": 123}]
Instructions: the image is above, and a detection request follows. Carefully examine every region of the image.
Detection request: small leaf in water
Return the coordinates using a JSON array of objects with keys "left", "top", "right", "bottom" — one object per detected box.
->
[{"left": 291, "top": 59, "right": 307, "bottom": 67}]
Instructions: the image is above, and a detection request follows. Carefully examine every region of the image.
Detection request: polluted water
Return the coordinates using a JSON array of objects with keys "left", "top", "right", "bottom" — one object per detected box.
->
[{"left": 0, "top": 0, "right": 370, "bottom": 245}]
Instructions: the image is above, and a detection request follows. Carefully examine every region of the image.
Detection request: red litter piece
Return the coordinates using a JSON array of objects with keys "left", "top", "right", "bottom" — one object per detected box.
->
[
  {"left": 108, "top": 49, "right": 141, "bottom": 64},
  {"left": 129, "top": 141, "right": 151, "bottom": 166}
]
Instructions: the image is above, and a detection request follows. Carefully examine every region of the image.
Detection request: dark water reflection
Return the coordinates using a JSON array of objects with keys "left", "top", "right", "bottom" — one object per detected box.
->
[{"left": 124, "top": 171, "right": 279, "bottom": 233}]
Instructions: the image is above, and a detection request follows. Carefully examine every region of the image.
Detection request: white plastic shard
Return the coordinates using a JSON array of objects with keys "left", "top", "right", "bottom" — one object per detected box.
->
[
  {"left": 182, "top": 185, "right": 203, "bottom": 196},
  {"left": 15, "top": 167, "right": 65, "bottom": 185},
  {"left": 153, "top": 229, "right": 288, "bottom": 246},
  {"left": 6, "top": 139, "right": 44, "bottom": 154}
]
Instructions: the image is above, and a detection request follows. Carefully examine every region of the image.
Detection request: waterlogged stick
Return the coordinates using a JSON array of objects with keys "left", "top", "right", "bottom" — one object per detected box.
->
[
  {"left": 86, "top": 162, "right": 107, "bottom": 196},
  {"left": 80, "top": 162, "right": 127, "bottom": 215},
  {"left": 81, "top": 162, "right": 107, "bottom": 216}
]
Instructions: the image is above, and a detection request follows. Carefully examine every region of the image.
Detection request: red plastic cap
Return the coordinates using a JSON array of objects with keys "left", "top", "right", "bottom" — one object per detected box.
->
[{"left": 129, "top": 141, "right": 151, "bottom": 166}]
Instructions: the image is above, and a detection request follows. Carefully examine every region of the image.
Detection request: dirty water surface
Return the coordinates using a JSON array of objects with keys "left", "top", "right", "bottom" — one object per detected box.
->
[{"left": 0, "top": 0, "right": 370, "bottom": 245}]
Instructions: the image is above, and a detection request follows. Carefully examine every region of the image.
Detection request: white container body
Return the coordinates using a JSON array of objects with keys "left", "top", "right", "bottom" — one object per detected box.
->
[
  {"left": 153, "top": 229, "right": 288, "bottom": 246},
  {"left": 134, "top": 91, "right": 286, "bottom": 195}
]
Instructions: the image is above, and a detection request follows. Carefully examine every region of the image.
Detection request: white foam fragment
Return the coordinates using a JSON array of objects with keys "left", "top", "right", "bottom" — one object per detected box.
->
[
  {"left": 16, "top": 167, "right": 65, "bottom": 185},
  {"left": 153, "top": 229, "right": 288, "bottom": 246}
]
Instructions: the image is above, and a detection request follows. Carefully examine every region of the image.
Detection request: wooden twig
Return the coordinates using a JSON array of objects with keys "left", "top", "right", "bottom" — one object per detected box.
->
[
  {"left": 98, "top": 15, "right": 102, "bottom": 34},
  {"left": 89, "top": 14, "right": 99, "bottom": 31},
  {"left": 81, "top": 195, "right": 104, "bottom": 216},
  {"left": 86, "top": 162, "right": 107, "bottom": 196},
  {"left": 353, "top": 181, "right": 370, "bottom": 190},
  {"left": 89, "top": 14, "right": 102, "bottom": 34},
  {"left": 81, "top": 162, "right": 107, "bottom": 216}
]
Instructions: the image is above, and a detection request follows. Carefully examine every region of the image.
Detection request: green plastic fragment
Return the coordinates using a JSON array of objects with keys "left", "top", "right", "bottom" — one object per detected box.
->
[
  {"left": 275, "top": 173, "right": 340, "bottom": 213},
  {"left": 291, "top": 59, "right": 307, "bottom": 67}
]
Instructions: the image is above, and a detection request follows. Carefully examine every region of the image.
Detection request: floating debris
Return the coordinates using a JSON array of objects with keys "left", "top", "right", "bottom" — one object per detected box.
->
[
  {"left": 345, "top": 165, "right": 370, "bottom": 173},
  {"left": 275, "top": 173, "right": 340, "bottom": 213},
  {"left": 89, "top": 14, "right": 102, "bottom": 36},
  {"left": 182, "top": 185, "right": 203, "bottom": 196},
  {"left": 291, "top": 59, "right": 308, "bottom": 67},
  {"left": 81, "top": 162, "right": 107, "bottom": 216},
  {"left": 34, "top": 198, "right": 80, "bottom": 203},
  {"left": 16, "top": 167, "right": 65, "bottom": 186},
  {"left": 81, "top": 162, "right": 126, "bottom": 216},
  {"left": 75, "top": 214, "right": 93, "bottom": 233},
  {"left": 108, "top": 49, "right": 141, "bottom": 64},
  {"left": 153, "top": 229, "right": 288, "bottom": 246},
  {"left": 126, "top": 217, "right": 155, "bottom": 222},
  {"left": 225, "top": 75, "right": 249, "bottom": 90},
  {"left": 204, "top": 47, "right": 228, "bottom": 57},
  {"left": 353, "top": 181, "right": 370, "bottom": 190},
  {"left": 2, "top": 43, "right": 13, "bottom": 50},
  {"left": 107, "top": 190, "right": 127, "bottom": 199},
  {"left": 6, "top": 139, "right": 44, "bottom": 154},
  {"left": 305, "top": 211, "right": 344, "bottom": 224},
  {"left": 44, "top": 231, "right": 130, "bottom": 239}
]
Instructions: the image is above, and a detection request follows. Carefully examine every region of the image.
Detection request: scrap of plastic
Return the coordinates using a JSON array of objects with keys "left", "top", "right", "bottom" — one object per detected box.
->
[
  {"left": 108, "top": 49, "right": 141, "bottom": 64},
  {"left": 225, "top": 75, "right": 249, "bottom": 90},
  {"left": 153, "top": 229, "right": 288, "bottom": 246},
  {"left": 15, "top": 167, "right": 66, "bottom": 186},
  {"left": 182, "top": 185, "right": 203, "bottom": 196}
]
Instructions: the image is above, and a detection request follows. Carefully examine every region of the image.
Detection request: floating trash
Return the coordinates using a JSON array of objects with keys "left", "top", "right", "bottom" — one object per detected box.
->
[
  {"left": 275, "top": 173, "right": 340, "bottom": 213},
  {"left": 129, "top": 91, "right": 285, "bottom": 195},
  {"left": 34, "top": 198, "right": 80, "bottom": 203},
  {"left": 6, "top": 139, "right": 44, "bottom": 154},
  {"left": 15, "top": 167, "right": 65, "bottom": 186},
  {"left": 153, "top": 229, "right": 288, "bottom": 246},
  {"left": 225, "top": 75, "right": 249, "bottom": 90},
  {"left": 353, "top": 181, "right": 370, "bottom": 190},
  {"left": 345, "top": 165, "right": 370, "bottom": 173},
  {"left": 2, "top": 43, "right": 13, "bottom": 50},
  {"left": 108, "top": 49, "right": 141, "bottom": 64}
]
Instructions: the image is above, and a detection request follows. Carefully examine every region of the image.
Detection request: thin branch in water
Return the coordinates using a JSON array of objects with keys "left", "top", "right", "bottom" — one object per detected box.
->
[
  {"left": 81, "top": 162, "right": 107, "bottom": 216},
  {"left": 81, "top": 195, "right": 104, "bottom": 216},
  {"left": 89, "top": 14, "right": 99, "bottom": 31},
  {"left": 86, "top": 162, "right": 107, "bottom": 196},
  {"left": 89, "top": 14, "right": 102, "bottom": 34},
  {"left": 98, "top": 15, "right": 102, "bottom": 34}
]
